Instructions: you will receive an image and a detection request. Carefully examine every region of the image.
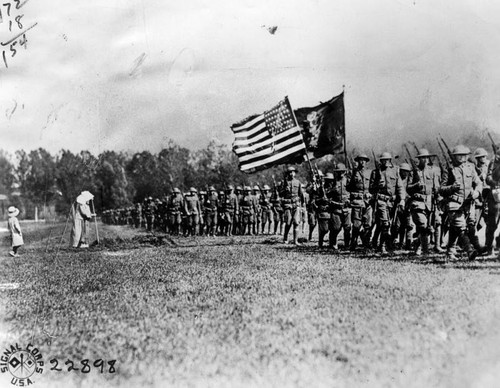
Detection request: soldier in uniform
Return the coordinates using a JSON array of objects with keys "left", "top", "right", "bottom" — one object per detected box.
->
[
  {"left": 407, "top": 150, "right": 441, "bottom": 256},
  {"left": 260, "top": 185, "right": 273, "bottom": 234},
  {"left": 234, "top": 186, "right": 244, "bottom": 235},
  {"left": 271, "top": 183, "right": 283, "bottom": 235},
  {"left": 184, "top": 188, "right": 202, "bottom": 236},
  {"left": 204, "top": 186, "right": 219, "bottom": 236},
  {"left": 392, "top": 162, "right": 414, "bottom": 250},
  {"left": 347, "top": 154, "right": 372, "bottom": 251},
  {"left": 327, "top": 164, "right": 351, "bottom": 250},
  {"left": 300, "top": 184, "right": 309, "bottom": 235},
  {"left": 252, "top": 185, "right": 262, "bottom": 235},
  {"left": 198, "top": 190, "right": 207, "bottom": 236},
  {"left": 239, "top": 186, "right": 256, "bottom": 235},
  {"left": 314, "top": 172, "right": 332, "bottom": 247},
  {"left": 222, "top": 185, "right": 239, "bottom": 236},
  {"left": 485, "top": 146, "right": 500, "bottom": 256},
  {"left": 133, "top": 203, "right": 142, "bottom": 228},
  {"left": 306, "top": 173, "right": 321, "bottom": 241},
  {"left": 167, "top": 188, "right": 184, "bottom": 236},
  {"left": 143, "top": 197, "right": 155, "bottom": 231},
  {"left": 369, "top": 152, "right": 406, "bottom": 254},
  {"left": 474, "top": 148, "right": 490, "bottom": 240},
  {"left": 439, "top": 145, "right": 482, "bottom": 261},
  {"left": 280, "top": 166, "right": 304, "bottom": 245},
  {"left": 217, "top": 190, "right": 226, "bottom": 235}
]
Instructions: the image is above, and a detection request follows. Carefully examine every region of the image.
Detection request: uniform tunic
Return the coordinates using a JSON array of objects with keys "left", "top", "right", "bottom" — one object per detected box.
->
[
  {"left": 408, "top": 164, "right": 440, "bottom": 230},
  {"left": 347, "top": 167, "right": 372, "bottom": 229},
  {"left": 440, "top": 161, "right": 482, "bottom": 229},
  {"left": 280, "top": 178, "right": 304, "bottom": 226}
]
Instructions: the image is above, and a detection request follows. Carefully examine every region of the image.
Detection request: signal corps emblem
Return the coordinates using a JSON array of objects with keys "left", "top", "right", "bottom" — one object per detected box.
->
[{"left": 0, "top": 343, "right": 44, "bottom": 386}]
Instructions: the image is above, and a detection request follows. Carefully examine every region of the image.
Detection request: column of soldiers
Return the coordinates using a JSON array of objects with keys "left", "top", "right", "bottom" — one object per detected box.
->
[{"left": 101, "top": 142, "right": 500, "bottom": 262}]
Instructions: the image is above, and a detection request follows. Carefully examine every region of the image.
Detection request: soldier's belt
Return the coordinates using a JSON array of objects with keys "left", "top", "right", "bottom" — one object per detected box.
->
[
  {"left": 412, "top": 193, "right": 428, "bottom": 201},
  {"left": 350, "top": 192, "right": 364, "bottom": 200},
  {"left": 377, "top": 194, "right": 392, "bottom": 202}
]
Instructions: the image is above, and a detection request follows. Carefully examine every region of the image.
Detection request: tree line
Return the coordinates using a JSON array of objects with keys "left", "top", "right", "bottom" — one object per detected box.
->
[
  {"left": 0, "top": 139, "right": 325, "bottom": 219},
  {"left": 0, "top": 130, "right": 493, "bottom": 219}
]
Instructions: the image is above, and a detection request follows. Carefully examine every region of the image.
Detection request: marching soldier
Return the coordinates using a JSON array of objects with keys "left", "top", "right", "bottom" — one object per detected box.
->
[
  {"left": 307, "top": 172, "right": 322, "bottom": 241},
  {"left": 239, "top": 186, "right": 256, "bottom": 235},
  {"left": 407, "top": 150, "right": 441, "bottom": 256},
  {"left": 347, "top": 154, "right": 372, "bottom": 251},
  {"left": 167, "top": 188, "right": 184, "bottom": 236},
  {"left": 485, "top": 146, "right": 500, "bottom": 257},
  {"left": 314, "top": 172, "right": 332, "bottom": 247},
  {"left": 260, "top": 185, "right": 273, "bottom": 234},
  {"left": 204, "top": 186, "right": 219, "bottom": 236},
  {"left": 133, "top": 203, "right": 142, "bottom": 228},
  {"left": 280, "top": 166, "right": 304, "bottom": 245},
  {"left": 218, "top": 190, "right": 226, "bottom": 235},
  {"left": 327, "top": 164, "right": 351, "bottom": 250},
  {"left": 222, "top": 185, "right": 239, "bottom": 236},
  {"left": 474, "top": 148, "right": 490, "bottom": 238},
  {"left": 184, "top": 188, "right": 202, "bottom": 236},
  {"left": 252, "top": 185, "right": 262, "bottom": 235},
  {"left": 271, "top": 183, "right": 283, "bottom": 235},
  {"left": 234, "top": 186, "right": 244, "bottom": 235},
  {"left": 439, "top": 145, "right": 482, "bottom": 262},
  {"left": 301, "top": 184, "right": 308, "bottom": 235},
  {"left": 143, "top": 197, "right": 155, "bottom": 231},
  {"left": 369, "top": 152, "right": 406, "bottom": 254},
  {"left": 393, "top": 163, "right": 414, "bottom": 251}
]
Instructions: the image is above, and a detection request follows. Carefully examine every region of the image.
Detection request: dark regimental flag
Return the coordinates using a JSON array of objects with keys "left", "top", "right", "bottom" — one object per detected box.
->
[
  {"left": 231, "top": 97, "right": 306, "bottom": 173},
  {"left": 294, "top": 92, "right": 345, "bottom": 158}
]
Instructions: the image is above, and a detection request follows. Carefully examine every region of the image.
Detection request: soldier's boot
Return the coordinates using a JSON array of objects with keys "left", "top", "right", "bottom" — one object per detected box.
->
[
  {"left": 308, "top": 226, "right": 314, "bottom": 242},
  {"left": 372, "top": 226, "right": 381, "bottom": 250},
  {"left": 404, "top": 228, "right": 413, "bottom": 251},
  {"left": 329, "top": 231, "right": 338, "bottom": 250},
  {"left": 350, "top": 228, "right": 359, "bottom": 251},
  {"left": 433, "top": 226, "right": 445, "bottom": 253},
  {"left": 343, "top": 229, "right": 351, "bottom": 250},
  {"left": 379, "top": 236, "right": 388, "bottom": 255},
  {"left": 485, "top": 226, "right": 495, "bottom": 256},
  {"left": 318, "top": 231, "right": 326, "bottom": 248},
  {"left": 293, "top": 226, "right": 302, "bottom": 246},
  {"left": 418, "top": 233, "right": 430, "bottom": 256},
  {"left": 283, "top": 225, "right": 291, "bottom": 243},
  {"left": 442, "top": 230, "right": 458, "bottom": 262},
  {"left": 362, "top": 229, "right": 372, "bottom": 249},
  {"left": 460, "top": 231, "right": 478, "bottom": 261},
  {"left": 468, "top": 226, "right": 484, "bottom": 255}
]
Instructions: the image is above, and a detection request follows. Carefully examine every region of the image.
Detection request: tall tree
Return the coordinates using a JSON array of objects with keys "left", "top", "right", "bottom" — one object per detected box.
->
[{"left": 96, "top": 151, "right": 131, "bottom": 210}]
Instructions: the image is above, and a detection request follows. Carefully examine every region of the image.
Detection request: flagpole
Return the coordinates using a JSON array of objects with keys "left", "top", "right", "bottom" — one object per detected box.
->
[
  {"left": 342, "top": 85, "right": 347, "bottom": 166},
  {"left": 287, "top": 96, "right": 315, "bottom": 178}
]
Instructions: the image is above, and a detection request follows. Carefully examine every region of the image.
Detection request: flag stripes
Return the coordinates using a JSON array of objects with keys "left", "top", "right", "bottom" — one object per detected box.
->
[{"left": 231, "top": 97, "right": 306, "bottom": 173}]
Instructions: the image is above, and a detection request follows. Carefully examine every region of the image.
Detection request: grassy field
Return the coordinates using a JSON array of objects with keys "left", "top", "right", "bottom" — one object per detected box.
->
[{"left": 1, "top": 222, "right": 500, "bottom": 388}]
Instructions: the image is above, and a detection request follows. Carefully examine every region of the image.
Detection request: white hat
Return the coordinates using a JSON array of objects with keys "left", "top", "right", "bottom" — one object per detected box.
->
[
  {"left": 8, "top": 206, "right": 19, "bottom": 217},
  {"left": 76, "top": 191, "right": 94, "bottom": 204}
]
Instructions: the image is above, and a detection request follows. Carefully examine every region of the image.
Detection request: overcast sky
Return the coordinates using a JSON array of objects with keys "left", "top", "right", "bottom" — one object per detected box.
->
[{"left": 1, "top": 0, "right": 500, "bottom": 155}]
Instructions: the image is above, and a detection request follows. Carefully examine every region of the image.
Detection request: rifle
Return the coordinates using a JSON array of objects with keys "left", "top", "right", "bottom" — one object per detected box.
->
[
  {"left": 439, "top": 135, "right": 454, "bottom": 165},
  {"left": 404, "top": 144, "right": 418, "bottom": 172},
  {"left": 487, "top": 130, "right": 498, "bottom": 156},
  {"left": 314, "top": 162, "right": 326, "bottom": 199},
  {"left": 436, "top": 138, "right": 451, "bottom": 169},
  {"left": 372, "top": 149, "right": 379, "bottom": 170}
]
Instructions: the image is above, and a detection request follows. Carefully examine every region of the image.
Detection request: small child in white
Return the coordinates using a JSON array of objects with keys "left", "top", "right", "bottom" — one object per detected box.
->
[{"left": 7, "top": 206, "right": 23, "bottom": 257}]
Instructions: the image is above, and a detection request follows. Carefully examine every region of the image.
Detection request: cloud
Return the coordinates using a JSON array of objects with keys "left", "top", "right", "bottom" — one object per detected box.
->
[{"left": 1, "top": 0, "right": 500, "bottom": 156}]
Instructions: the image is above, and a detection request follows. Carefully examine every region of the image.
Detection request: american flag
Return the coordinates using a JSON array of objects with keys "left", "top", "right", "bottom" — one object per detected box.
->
[{"left": 231, "top": 97, "right": 306, "bottom": 173}]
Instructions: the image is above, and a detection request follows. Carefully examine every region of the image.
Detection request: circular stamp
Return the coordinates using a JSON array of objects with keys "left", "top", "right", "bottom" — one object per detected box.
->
[{"left": 0, "top": 343, "right": 44, "bottom": 386}]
